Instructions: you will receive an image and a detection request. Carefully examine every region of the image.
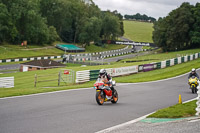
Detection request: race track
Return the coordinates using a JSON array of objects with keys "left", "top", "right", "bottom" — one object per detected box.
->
[{"left": 0, "top": 70, "right": 198, "bottom": 133}]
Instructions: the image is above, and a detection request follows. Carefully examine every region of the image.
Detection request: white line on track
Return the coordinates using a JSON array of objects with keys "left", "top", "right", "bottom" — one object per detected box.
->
[
  {"left": 0, "top": 69, "right": 199, "bottom": 100},
  {"left": 96, "top": 98, "right": 197, "bottom": 133}
]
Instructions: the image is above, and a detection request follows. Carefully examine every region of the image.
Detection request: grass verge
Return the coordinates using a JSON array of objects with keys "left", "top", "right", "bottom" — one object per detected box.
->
[
  {"left": 147, "top": 100, "right": 197, "bottom": 118},
  {"left": 120, "top": 48, "right": 200, "bottom": 63},
  {"left": 0, "top": 57, "right": 200, "bottom": 98},
  {"left": 0, "top": 43, "right": 126, "bottom": 60}
]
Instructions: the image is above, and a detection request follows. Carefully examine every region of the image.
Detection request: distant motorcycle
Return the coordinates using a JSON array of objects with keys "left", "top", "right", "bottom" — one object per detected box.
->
[
  {"left": 188, "top": 76, "right": 199, "bottom": 94},
  {"left": 94, "top": 78, "right": 118, "bottom": 105}
]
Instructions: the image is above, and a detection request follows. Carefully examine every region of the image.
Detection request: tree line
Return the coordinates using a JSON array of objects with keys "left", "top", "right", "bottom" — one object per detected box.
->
[
  {"left": 124, "top": 13, "right": 156, "bottom": 22},
  {"left": 153, "top": 2, "right": 200, "bottom": 51},
  {"left": 0, "top": 0, "right": 124, "bottom": 46}
]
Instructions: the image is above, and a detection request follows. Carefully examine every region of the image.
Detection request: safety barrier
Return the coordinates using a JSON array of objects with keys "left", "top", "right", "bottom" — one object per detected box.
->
[
  {"left": 75, "top": 70, "right": 90, "bottom": 83},
  {"left": 76, "top": 52, "right": 200, "bottom": 83},
  {"left": 196, "top": 86, "right": 200, "bottom": 116},
  {"left": 0, "top": 77, "right": 14, "bottom": 88},
  {"left": 0, "top": 46, "right": 129, "bottom": 64},
  {"left": 76, "top": 66, "right": 138, "bottom": 83}
]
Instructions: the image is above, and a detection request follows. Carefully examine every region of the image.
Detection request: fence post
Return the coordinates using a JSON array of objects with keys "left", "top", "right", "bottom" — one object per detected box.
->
[
  {"left": 196, "top": 86, "right": 200, "bottom": 116},
  {"left": 34, "top": 74, "right": 37, "bottom": 87},
  {"left": 58, "top": 72, "right": 60, "bottom": 86}
]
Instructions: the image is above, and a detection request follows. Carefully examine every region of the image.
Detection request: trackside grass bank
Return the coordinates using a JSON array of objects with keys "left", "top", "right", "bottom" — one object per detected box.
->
[
  {"left": 0, "top": 58, "right": 200, "bottom": 98},
  {"left": 147, "top": 100, "right": 197, "bottom": 118},
  {"left": 0, "top": 43, "right": 126, "bottom": 60},
  {"left": 123, "top": 20, "right": 153, "bottom": 43}
]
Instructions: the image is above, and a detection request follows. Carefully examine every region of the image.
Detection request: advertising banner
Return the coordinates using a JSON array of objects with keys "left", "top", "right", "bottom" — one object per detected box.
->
[
  {"left": 111, "top": 65, "right": 138, "bottom": 77},
  {"left": 143, "top": 64, "right": 154, "bottom": 72}
]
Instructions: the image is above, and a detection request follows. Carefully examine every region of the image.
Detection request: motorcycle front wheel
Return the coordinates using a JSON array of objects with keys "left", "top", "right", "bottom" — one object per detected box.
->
[{"left": 96, "top": 90, "right": 105, "bottom": 105}]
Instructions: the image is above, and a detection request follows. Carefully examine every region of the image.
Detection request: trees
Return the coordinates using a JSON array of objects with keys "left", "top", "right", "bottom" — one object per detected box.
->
[
  {"left": 124, "top": 13, "right": 156, "bottom": 22},
  {"left": 0, "top": 0, "right": 123, "bottom": 45},
  {"left": 153, "top": 2, "right": 199, "bottom": 51},
  {"left": 0, "top": 0, "right": 58, "bottom": 44},
  {"left": 190, "top": 3, "right": 200, "bottom": 48},
  {"left": 101, "top": 12, "right": 121, "bottom": 40},
  {"left": 79, "top": 17, "right": 102, "bottom": 46}
]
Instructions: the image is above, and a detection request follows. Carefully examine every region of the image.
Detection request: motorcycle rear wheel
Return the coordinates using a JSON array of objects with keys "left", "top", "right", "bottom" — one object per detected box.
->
[
  {"left": 96, "top": 91, "right": 105, "bottom": 105},
  {"left": 111, "top": 89, "right": 118, "bottom": 104}
]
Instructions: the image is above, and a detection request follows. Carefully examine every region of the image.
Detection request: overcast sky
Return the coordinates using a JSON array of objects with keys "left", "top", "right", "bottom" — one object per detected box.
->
[{"left": 93, "top": 0, "right": 200, "bottom": 19}]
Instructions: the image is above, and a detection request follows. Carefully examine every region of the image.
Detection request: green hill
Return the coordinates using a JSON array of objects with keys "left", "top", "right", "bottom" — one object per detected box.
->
[{"left": 123, "top": 20, "right": 154, "bottom": 43}]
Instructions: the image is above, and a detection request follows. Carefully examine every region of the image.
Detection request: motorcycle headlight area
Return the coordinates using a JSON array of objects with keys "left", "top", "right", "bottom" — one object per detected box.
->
[{"left": 99, "top": 85, "right": 104, "bottom": 89}]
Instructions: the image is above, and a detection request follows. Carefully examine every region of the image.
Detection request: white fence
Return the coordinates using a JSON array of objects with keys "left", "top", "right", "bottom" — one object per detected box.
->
[
  {"left": 76, "top": 70, "right": 90, "bottom": 83},
  {"left": 0, "top": 77, "right": 14, "bottom": 88}
]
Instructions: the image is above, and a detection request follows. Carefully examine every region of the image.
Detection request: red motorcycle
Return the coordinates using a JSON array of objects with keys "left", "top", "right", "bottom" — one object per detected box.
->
[{"left": 94, "top": 78, "right": 118, "bottom": 105}]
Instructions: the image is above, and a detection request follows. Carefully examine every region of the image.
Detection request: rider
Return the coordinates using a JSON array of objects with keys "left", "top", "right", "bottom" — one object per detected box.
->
[
  {"left": 188, "top": 68, "right": 199, "bottom": 79},
  {"left": 98, "top": 69, "right": 114, "bottom": 91}
]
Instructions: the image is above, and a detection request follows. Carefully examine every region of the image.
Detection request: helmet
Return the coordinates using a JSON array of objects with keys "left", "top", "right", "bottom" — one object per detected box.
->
[
  {"left": 99, "top": 69, "right": 106, "bottom": 76},
  {"left": 192, "top": 68, "right": 196, "bottom": 72}
]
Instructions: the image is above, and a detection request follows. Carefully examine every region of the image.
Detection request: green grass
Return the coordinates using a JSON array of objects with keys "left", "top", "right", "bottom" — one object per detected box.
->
[
  {"left": 0, "top": 43, "right": 126, "bottom": 60},
  {"left": 0, "top": 56, "right": 200, "bottom": 98},
  {"left": 143, "top": 46, "right": 154, "bottom": 50},
  {"left": 148, "top": 100, "right": 197, "bottom": 118},
  {"left": 123, "top": 20, "right": 153, "bottom": 43},
  {"left": 115, "top": 58, "right": 200, "bottom": 83},
  {"left": 85, "top": 44, "right": 126, "bottom": 53},
  {"left": 120, "top": 48, "right": 200, "bottom": 63},
  {"left": 0, "top": 48, "right": 199, "bottom": 98}
]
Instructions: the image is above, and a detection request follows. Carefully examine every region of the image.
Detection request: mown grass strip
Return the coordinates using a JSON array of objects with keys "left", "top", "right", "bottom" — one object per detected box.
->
[
  {"left": 147, "top": 100, "right": 197, "bottom": 118},
  {"left": 123, "top": 20, "right": 153, "bottom": 43}
]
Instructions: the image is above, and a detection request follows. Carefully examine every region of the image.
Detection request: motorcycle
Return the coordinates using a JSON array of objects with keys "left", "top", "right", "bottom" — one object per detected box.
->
[
  {"left": 94, "top": 78, "right": 118, "bottom": 105},
  {"left": 188, "top": 76, "right": 199, "bottom": 94}
]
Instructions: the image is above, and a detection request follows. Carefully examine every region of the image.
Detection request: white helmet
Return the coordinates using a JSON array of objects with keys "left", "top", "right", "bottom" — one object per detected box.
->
[
  {"left": 192, "top": 68, "right": 196, "bottom": 72},
  {"left": 99, "top": 69, "right": 106, "bottom": 76}
]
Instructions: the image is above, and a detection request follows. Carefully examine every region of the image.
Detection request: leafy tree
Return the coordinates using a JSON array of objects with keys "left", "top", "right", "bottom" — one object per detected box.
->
[
  {"left": 190, "top": 3, "right": 200, "bottom": 47},
  {"left": 79, "top": 17, "right": 102, "bottom": 46},
  {"left": 101, "top": 12, "right": 121, "bottom": 40},
  {"left": 153, "top": 2, "right": 197, "bottom": 51},
  {"left": 0, "top": 3, "right": 17, "bottom": 43},
  {"left": 124, "top": 13, "right": 156, "bottom": 22}
]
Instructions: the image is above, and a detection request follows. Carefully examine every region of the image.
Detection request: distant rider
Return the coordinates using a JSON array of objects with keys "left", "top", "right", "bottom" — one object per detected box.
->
[
  {"left": 188, "top": 68, "right": 199, "bottom": 79},
  {"left": 98, "top": 69, "right": 114, "bottom": 91}
]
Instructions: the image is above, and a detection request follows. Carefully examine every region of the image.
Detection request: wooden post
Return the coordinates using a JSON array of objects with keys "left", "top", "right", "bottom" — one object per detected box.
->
[
  {"left": 58, "top": 72, "right": 60, "bottom": 86},
  {"left": 34, "top": 74, "right": 37, "bottom": 87}
]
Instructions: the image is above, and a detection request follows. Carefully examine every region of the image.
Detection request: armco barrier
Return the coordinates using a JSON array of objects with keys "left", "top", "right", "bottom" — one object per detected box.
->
[
  {"left": 161, "top": 61, "right": 166, "bottom": 68},
  {"left": 184, "top": 56, "right": 188, "bottom": 62},
  {"left": 90, "top": 70, "right": 99, "bottom": 81},
  {"left": 0, "top": 46, "right": 129, "bottom": 64},
  {"left": 166, "top": 60, "right": 170, "bottom": 67},
  {"left": 0, "top": 77, "right": 14, "bottom": 88},
  {"left": 181, "top": 57, "right": 184, "bottom": 63},
  {"left": 170, "top": 59, "right": 174, "bottom": 66},
  {"left": 156, "top": 62, "right": 161, "bottom": 69},
  {"left": 76, "top": 52, "right": 200, "bottom": 83},
  {"left": 174, "top": 58, "right": 178, "bottom": 65}
]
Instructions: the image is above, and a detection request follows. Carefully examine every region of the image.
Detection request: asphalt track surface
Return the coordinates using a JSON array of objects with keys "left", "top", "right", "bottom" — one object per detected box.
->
[
  {"left": 0, "top": 64, "right": 20, "bottom": 71},
  {"left": 0, "top": 70, "right": 198, "bottom": 133}
]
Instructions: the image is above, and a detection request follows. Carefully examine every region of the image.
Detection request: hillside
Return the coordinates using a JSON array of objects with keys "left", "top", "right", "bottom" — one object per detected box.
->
[{"left": 123, "top": 20, "right": 154, "bottom": 43}]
